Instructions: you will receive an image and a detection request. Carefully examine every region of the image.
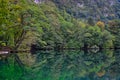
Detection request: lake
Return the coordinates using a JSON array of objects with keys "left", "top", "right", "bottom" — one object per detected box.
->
[{"left": 0, "top": 49, "right": 120, "bottom": 80}]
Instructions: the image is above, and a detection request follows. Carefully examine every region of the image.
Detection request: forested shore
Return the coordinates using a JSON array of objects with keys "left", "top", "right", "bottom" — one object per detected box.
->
[{"left": 0, "top": 0, "right": 120, "bottom": 51}]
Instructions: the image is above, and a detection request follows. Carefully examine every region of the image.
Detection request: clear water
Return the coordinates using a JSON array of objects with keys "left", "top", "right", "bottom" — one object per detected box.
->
[{"left": 0, "top": 50, "right": 120, "bottom": 80}]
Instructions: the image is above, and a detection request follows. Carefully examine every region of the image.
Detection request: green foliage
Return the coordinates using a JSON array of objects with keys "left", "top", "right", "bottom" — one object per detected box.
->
[
  {"left": 107, "top": 20, "right": 120, "bottom": 48},
  {"left": 87, "top": 17, "right": 95, "bottom": 26},
  {"left": 0, "top": 0, "right": 28, "bottom": 48},
  {"left": 0, "top": 0, "right": 119, "bottom": 49}
]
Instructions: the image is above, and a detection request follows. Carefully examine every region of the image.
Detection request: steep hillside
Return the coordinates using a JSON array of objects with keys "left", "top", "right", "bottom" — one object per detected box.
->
[{"left": 52, "top": 0, "right": 120, "bottom": 21}]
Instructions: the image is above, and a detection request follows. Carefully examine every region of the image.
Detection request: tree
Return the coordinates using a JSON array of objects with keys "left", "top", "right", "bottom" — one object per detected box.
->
[
  {"left": 96, "top": 21, "right": 105, "bottom": 31},
  {"left": 107, "top": 20, "right": 120, "bottom": 48},
  {"left": 0, "top": 0, "right": 29, "bottom": 48},
  {"left": 87, "top": 17, "right": 95, "bottom": 26}
]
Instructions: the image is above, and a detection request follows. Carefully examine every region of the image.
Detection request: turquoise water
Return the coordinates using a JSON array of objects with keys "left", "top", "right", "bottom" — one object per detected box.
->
[{"left": 0, "top": 50, "right": 120, "bottom": 80}]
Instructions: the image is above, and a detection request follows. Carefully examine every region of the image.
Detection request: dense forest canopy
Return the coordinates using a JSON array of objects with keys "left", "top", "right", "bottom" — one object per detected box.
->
[{"left": 0, "top": 0, "right": 120, "bottom": 50}]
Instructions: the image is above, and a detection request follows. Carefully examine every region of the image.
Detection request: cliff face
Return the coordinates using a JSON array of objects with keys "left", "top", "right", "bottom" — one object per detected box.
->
[{"left": 52, "top": 0, "right": 120, "bottom": 21}]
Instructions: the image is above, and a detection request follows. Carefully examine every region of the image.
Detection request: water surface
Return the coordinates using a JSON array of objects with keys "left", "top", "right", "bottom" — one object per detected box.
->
[{"left": 0, "top": 50, "right": 120, "bottom": 80}]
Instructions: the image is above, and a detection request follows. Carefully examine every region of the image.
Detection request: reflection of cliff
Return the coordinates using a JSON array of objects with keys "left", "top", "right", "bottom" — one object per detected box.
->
[{"left": 28, "top": 50, "right": 116, "bottom": 79}]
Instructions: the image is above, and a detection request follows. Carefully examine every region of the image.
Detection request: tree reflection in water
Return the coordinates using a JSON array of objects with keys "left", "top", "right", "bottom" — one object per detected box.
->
[
  {"left": 0, "top": 50, "right": 120, "bottom": 80},
  {"left": 26, "top": 50, "right": 120, "bottom": 80}
]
